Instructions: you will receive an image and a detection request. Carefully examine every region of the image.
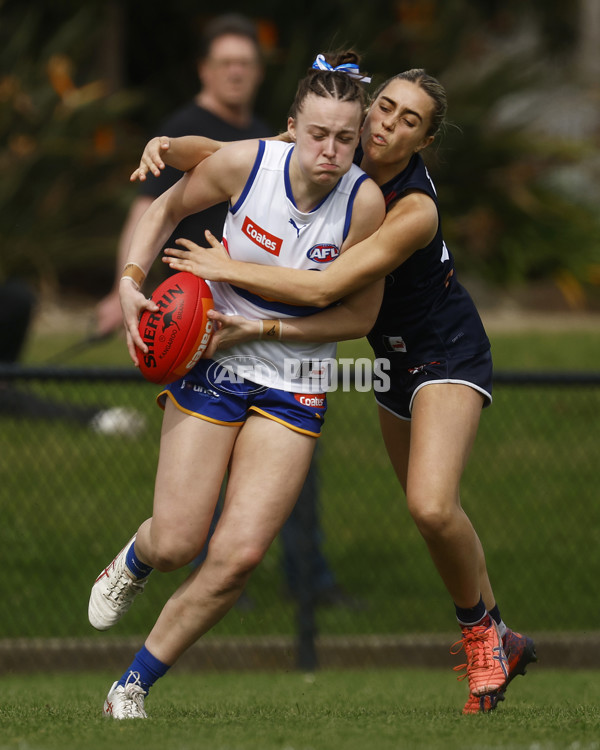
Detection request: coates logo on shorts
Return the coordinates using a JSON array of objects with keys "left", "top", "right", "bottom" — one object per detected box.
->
[
  {"left": 294, "top": 393, "right": 326, "bottom": 409},
  {"left": 242, "top": 216, "right": 283, "bottom": 256},
  {"left": 206, "top": 355, "right": 278, "bottom": 395},
  {"left": 306, "top": 243, "right": 340, "bottom": 263}
]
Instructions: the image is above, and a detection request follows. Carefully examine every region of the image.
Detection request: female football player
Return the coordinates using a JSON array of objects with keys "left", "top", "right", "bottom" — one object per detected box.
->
[{"left": 88, "top": 51, "right": 385, "bottom": 719}]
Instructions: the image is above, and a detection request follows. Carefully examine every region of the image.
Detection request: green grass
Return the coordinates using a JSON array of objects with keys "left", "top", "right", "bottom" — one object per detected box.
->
[{"left": 1, "top": 669, "right": 599, "bottom": 750}]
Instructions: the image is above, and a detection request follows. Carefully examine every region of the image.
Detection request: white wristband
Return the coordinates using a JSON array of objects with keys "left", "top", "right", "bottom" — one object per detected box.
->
[{"left": 120, "top": 276, "right": 140, "bottom": 291}]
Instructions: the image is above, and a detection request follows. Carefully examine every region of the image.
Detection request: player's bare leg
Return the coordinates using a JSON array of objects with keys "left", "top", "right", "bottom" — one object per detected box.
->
[
  {"left": 379, "top": 385, "right": 508, "bottom": 697},
  {"left": 379, "top": 385, "right": 489, "bottom": 606},
  {"left": 89, "top": 400, "right": 239, "bottom": 630},
  {"left": 134, "top": 400, "right": 240, "bottom": 571},
  {"left": 145, "top": 413, "right": 316, "bottom": 665}
]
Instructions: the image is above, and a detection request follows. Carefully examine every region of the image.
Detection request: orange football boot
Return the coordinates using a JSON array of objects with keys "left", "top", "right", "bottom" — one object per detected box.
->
[
  {"left": 451, "top": 617, "right": 509, "bottom": 697},
  {"left": 461, "top": 627, "right": 537, "bottom": 714}
]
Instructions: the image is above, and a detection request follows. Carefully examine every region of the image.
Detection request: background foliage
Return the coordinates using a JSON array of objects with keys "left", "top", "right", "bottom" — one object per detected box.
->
[{"left": 1, "top": 0, "right": 599, "bottom": 303}]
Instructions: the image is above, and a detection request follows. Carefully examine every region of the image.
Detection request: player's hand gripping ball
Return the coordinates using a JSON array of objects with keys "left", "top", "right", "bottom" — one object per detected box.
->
[{"left": 137, "top": 272, "right": 214, "bottom": 384}]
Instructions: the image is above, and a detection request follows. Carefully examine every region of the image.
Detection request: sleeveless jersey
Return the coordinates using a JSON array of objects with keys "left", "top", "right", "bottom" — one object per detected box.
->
[
  {"left": 365, "top": 152, "right": 490, "bottom": 366},
  {"left": 210, "top": 139, "right": 369, "bottom": 392}
]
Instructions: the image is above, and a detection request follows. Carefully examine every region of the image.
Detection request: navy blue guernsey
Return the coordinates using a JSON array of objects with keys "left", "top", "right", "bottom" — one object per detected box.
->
[{"left": 364, "top": 152, "right": 490, "bottom": 367}]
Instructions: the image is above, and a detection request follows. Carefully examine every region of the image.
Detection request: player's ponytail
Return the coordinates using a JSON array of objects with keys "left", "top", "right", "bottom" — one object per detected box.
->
[{"left": 289, "top": 50, "right": 371, "bottom": 119}]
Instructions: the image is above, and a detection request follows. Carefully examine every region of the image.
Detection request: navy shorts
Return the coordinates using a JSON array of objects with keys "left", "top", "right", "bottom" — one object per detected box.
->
[
  {"left": 375, "top": 349, "right": 493, "bottom": 421},
  {"left": 157, "top": 358, "right": 327, "bottom": 437}
]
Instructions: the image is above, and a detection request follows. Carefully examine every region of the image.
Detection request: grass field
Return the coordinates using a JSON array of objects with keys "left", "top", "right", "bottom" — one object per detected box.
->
[
  {"left": 1, "top": 322, "right": 599, "bottom": 748},
  {"left": 1, "top": 668, "right": 599, "bottom": 750}
]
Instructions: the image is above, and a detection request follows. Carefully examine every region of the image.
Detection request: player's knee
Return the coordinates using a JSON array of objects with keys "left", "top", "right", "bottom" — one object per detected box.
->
[
  {"left": 225, "top": 543, "right": 265, "bottom": 579},
  {"left": 408, "top": 498, "right": 455, "bottom": 539},
  {"left": 149, "top": 534, "right": 200, "bottom": 572},
  {"left": 208, "top": 541, "right": 265, "bottom": 592}
]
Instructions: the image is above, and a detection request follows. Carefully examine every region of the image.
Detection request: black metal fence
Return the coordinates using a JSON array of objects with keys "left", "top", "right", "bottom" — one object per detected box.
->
[{"left": 0, "top": 366, "right": 598, "bottom": 673}]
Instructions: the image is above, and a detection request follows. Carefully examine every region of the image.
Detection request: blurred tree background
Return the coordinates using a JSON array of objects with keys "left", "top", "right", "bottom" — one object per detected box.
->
[{"left": 1, "top": 0, "right": 599, "bottom": 307}]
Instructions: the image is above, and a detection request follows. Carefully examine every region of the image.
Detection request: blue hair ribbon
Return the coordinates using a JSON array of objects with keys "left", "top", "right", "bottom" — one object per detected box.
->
[{"left": 311, "top": 53, "right": 372, "bottom": 83}]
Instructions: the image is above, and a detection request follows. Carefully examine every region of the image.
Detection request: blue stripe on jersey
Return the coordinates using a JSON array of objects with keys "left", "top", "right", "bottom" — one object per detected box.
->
[
  {"left": 229, "top": 283, "right": 322, "bottom": 317},
  {"left": 342, "top": 172, "right": 368, "bottom": 241},
  {"left": 230, "top": 140, "right": 266, "bottom": 215},
  {"left": 284, "top": 146, "right": 294, "bottom": 204}
]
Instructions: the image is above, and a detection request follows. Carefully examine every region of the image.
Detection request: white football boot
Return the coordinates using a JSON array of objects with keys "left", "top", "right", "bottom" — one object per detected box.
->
[
  {"left": 103, "top": 672, "right": 148, "bottom": 719},
  {"left": 88, "top": 535, "right": 148, "bottom": 630}
]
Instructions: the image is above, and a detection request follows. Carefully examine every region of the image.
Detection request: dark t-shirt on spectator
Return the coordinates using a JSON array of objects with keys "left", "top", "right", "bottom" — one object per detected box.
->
[{"left": 139, "top": 102, "right": 272, "bottom": 257}]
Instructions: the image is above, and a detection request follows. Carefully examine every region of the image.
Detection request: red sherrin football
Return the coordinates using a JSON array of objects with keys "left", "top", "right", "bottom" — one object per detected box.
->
[{"left": 137, "top": 272, "right": 214, "bottom": 385}]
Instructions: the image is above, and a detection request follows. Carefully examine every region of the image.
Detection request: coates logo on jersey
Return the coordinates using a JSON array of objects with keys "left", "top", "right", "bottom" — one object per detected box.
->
[
  {"left": 294, "top": 393, "right": 326, "bottom": 409},
  {"left": 242, "top": 216, "right": 283, "bottom": 256},
  {"left": 306, "top": 243, "right": 340, "bottom": 263}
]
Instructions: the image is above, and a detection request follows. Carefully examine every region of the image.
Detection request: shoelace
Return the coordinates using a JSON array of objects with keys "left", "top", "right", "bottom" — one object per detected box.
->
[
  {"left": 122, "top": 672, "right": 147, "bottom": 718},
  {"left": 106, "top": 570, "right": 145, "bottom": 607},
  {"left": 450, "top": 627, "right": 491, "bottom": 681}
]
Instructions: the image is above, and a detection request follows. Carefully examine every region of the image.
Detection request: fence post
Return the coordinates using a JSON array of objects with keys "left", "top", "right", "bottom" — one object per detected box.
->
[{"left": 294, "top": 467, "right": 318, "bottom": 672}]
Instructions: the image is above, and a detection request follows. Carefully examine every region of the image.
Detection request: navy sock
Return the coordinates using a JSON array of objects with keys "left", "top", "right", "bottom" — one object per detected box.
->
[
  {"left": 125, "top": 540, "right": 154, "bottom": 580},
  {"left": 117, "top": 645, "right": 170, "bottom": 693},
  {"left": 455, "top": 595, "right": 488, "bottom": 627},
  {"left": 488, "top": 603, "right": 507, "bottom": 639}
]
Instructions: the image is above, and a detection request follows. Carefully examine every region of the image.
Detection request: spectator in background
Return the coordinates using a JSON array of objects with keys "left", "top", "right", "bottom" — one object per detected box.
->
[
  {"left": 96, "top": 13, "right": 270, "bottom": 336},
  {"left": 95, "top": 13, "right": 354, "bottom": 609}
]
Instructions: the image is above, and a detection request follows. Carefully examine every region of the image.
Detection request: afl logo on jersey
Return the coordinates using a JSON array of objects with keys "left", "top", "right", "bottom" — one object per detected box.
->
[{"left": 306, "top": 244, "right": 340, "bottom": 263}]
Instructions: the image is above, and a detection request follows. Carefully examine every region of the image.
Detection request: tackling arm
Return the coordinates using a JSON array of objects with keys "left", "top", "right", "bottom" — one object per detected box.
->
[
  {"left": 130, "top": 135, "right": 224, "bottom": 182},
  {"left": 131, "top": 133, "right": 292, "bottom": 183},
  {"left": 165, "top": 191, "right": 439, "bottom": 307},
  {"left": 205, "top": 277, "right": 384, "bottom": 357},
  {"left": 203, "top": 177, "right": 387, "bottom": 355}
]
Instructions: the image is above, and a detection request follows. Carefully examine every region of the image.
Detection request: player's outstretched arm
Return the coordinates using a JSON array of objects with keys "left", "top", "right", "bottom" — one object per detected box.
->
[
  {"left": 130, "top": 136, "right": 225, "bottom": 182},
  {"left": 165, "top": 190, "right": 438, "bottom": 307},
  {"left": 163, "top": 176, "right": 389, "bottom": 306},
  {"left": 131, "top": 133, "right": 292, "bottom": 183},
  {"left": 204, "top": 274, "right": 384, "bottom": 358}
]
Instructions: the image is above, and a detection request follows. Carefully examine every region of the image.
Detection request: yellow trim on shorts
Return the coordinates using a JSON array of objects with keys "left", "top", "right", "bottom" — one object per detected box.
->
[
  {"left": 157, "top": 390, "right": 244, "bottom": 427},
  {"left": 249, "top": 406, "right": 321, "bottom": 438}
]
